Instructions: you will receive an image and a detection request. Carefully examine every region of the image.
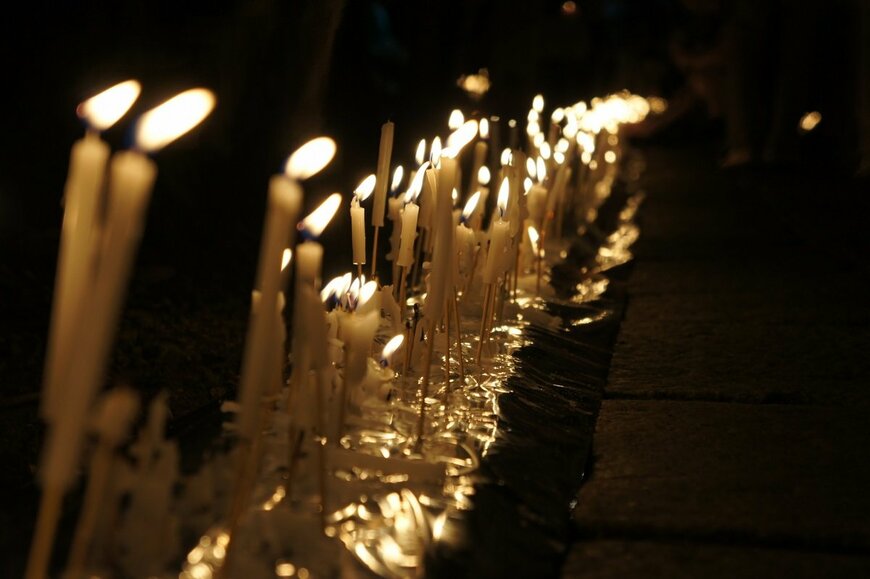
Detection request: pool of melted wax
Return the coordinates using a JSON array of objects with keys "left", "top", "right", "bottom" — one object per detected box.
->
[
  {"left": 179, "top": 171, "right": 644, "bottom": 579},
  {"left": 424, "top": 183, "right": 643, "bottom": 578},
  {"left": 314, "top": 178, "right": 643, "bottom": 578}
]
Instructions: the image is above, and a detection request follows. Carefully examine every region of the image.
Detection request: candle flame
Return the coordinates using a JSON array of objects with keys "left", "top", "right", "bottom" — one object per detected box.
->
[
  {"left": 135, "top": 88, "right": 215, "bottom": 153},
  {"left": 300, "top": 193, "right": 341, "bottom": 238},
  {"left": 390, "top": 165, "right": 404, "bottom": 193},
  {"left": 799, "top": 111, "right": 822, "bottom": 132},
  {"left": 551, "top": 107, "right": 565, "bottom": 123},
  {"left": 648, "top": 96, "right": 668, "bottom": 114},
  {"left": 321, "top": 273, "right": 352, "bottom": 302},
  {"left": 556, "top": 138, "right": 570, "bottom": 153},
  {"left": 354, "top": 174, "right": 377, "bottom": 202},
  {"left": 478, "top": 165, "right": 491, "bottom": 186},
  {"left": 451, "top": 188, "right": 459, "bottom": 206},
  {"left": 527, "top": 225, "right": 540, "bottom": 254},
  {"left": 554, "top": 151, "right": 566, "bottom": 165},
  {"left": 348, "top": 276, "right": 361, "bottom": 304},
  {"left": 358, "top": 280, "right": 378, "bottom": 308},
  {"left": 77, "top": 79, "right": 141, "bottom": 131},
  {"left": 526, "top": 121, "right": 541, "bottom": 137},
  {"left": 404, "top": 161, "right": 429, "bottom": 204},
  {"left": 285, "top": 137, "right": 337, "bottom": 180},
  {"left": 539, "top": 142, "right": 551, "bottom": 160},
  {"left": 429, "top": 137, "right": 442, "bottom": 164},
  {"left": 497, "top": 177, "right": 509, "bottom": 217},
  {"left": 381, "top": 334, "right": 405, "bottom": 364},
  {"left": 526, "top": 157, "right": 537, "bottom": 179},
  {"left": 604, "top": 150, "right": 617, "bottom": 164},
  {"left": 415, "top": 139, "right": 427, "bottom": 166},
  {"left": 500, "top": 148, "right": 512, "bottom": 166},
  {"left": 462, "top": 191, "right": 480, "bottom": 221},
  {"left": 536, "top": 157, "right": 547, "bottom": 182},
  {"left": 523, "top": 177, "right": 533, "bottom": 193},
  {"left": 281, "top": 248, "right": 292, "bottom": 271},
  {"left": 448, "top": 109, "right": 465, "bottom": 130},
  {"left": 446, "top": 120, "right": 479, "bottom": 153},
  {"left": 532, "top": 94, "right": 544, "bottom": 113},
  {"left": 527, "top": 109, "right": 540, "bottom": 123},
  {"left": 533, "top": 132, "right": 545, "bottom": 148},
  {"left": 479, "top": 118, "right": 489, "bottom": 139}
]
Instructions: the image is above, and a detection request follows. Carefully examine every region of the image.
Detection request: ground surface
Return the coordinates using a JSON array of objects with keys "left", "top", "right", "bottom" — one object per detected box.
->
[{"left": 562, "top": 146, "right": 870, "bottom": 577}]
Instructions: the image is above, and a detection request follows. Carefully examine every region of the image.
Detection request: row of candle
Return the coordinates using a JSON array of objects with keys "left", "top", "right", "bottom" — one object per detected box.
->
[{"left": 31, "top": 77, "right": 656, "bottom": 577}]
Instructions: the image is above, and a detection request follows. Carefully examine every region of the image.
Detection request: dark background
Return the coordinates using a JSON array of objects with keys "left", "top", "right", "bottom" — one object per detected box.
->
[{"left": 0, "top": 0, "right": 866, "bottom": 573}]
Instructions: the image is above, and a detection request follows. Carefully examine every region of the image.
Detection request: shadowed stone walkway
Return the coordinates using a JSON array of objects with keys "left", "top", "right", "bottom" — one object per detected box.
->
[{"left": 563, "top": 147, "right": 870, "bottom": 577}]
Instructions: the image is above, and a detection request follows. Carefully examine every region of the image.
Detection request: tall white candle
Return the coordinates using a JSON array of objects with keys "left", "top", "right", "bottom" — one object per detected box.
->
[
  {"left": 372, "top": 121, "right": 394, "bottom": 228},
  {"left": 350, "top": 197, "right": 366, "bottom": 266},
  {"left": 396, "top": 202, "right": 419, "bottom": 268},
  {"left": 42, "top": 81, "right": 142, "bottom": 423},
  {"left": 237, "top": 175, "right": 302, "bottom": 442},
  {"left": 350, "top": 174, "right": 375, "bottom": 266}
]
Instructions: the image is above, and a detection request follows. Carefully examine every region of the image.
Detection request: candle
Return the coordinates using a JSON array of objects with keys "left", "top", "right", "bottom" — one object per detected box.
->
[
  {"left": 43, "top": 80, "right": 140, "bottom": 423},
  {"left": 468, "top": 140, "right": 488, "bottom": 196},
  {"left": 236, "top": 174, "right": 302, "bottom": 442},
  {"left": 397, "top": 202, "right": 419, "bottom": 268},
  {"left": 351, "top": 174, "right": 375, "bottom": 267},
  {"left": 483, "top": 179, "right": 510, "bottom": 285},
  {"left": 372, "top": 122, "right": 394, "bottom": 230},
  {"left": 425, "top": 155, "right": 457, "bottom": 324},
  {"left": 297, "top": 193, "right": 341, "bottom": 286},
  {"left": 238, "top": 138, "right": 335, "bottom": 448},
  {"left": 30, "top": 88, "right": 214, "bottom": 579}
]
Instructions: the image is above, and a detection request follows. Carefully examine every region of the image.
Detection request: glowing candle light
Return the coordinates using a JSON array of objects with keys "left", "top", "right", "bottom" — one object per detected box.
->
[
  {"left": 380, "top": 334, "right": 405, "bottom": 367},
  {"left": 351, "top": 174, "right": 376, "bottom": 269},
  {"left": 415, "top": 139, "right": 427, "bottom": 166},
  {"left": 236, "top": 138, "right": 333, "bottom": 444},
  {"left": 367, "top": 122, "right": 394, "bottom": 277},
  {"left": 484, "top": 179, "right": 510, "bottom": 284},
  {"left": 448, "top": 109, "right": 464, "bottom": 130},
  {"left": 31, "top": 88, "right": 214, "bottom": 579},
  {"left": 43, "top": 80, "right": 141, "bottom": 424},
  {"left": 297, "top": 193, "right": 341, "bottom": 286},
  {"left": 391, "top": 165, "right": 404, "bottom": 193}
]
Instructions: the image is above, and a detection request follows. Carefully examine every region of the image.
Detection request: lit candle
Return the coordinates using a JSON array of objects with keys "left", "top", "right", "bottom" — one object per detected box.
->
[
  {"left": 372, "top": 121, "right": 394, "bottom": 228},
  {"left": 370, "top": 121, "right": 394, "bottom": 276},
  {"left": 30, "top": 88, "right": 214, "bottom": 579},
  {"left": 483, "top": 178, "right": 510, "bottom": 285},
  {"left": 351, "top": 174, "right": 375, "bottom": 269},
  {"left": 43, "top": 80, "right": 140, "bottom": 423},
  {"left": 397, "top": 202, "right": 419, "bottom": 268}
]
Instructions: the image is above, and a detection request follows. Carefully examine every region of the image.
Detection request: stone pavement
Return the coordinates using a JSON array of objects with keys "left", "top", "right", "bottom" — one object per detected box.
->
[{"left": 563, "top": 147, "right": 870, "bottom": 577}]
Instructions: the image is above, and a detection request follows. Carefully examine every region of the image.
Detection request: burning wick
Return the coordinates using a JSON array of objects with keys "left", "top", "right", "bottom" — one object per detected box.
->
[{"left": 380, "top": 334, "right": 405, "bottom": 367}]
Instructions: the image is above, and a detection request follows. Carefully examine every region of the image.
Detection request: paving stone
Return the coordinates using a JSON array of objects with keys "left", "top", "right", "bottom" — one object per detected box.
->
[
  {"left": 607, "top": 317, "right": 870, "bottom": 406},
  {"left": 562, "top": 539, "right": 870, "bottom": 579},
  {"left": 572, "top": 400, "right": 870, "bottom": 551}
]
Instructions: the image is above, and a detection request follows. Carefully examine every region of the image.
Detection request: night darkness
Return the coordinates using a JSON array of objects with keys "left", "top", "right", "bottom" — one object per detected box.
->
[{"left": 2, "top": 1, "right": 869, "bottom": 577}]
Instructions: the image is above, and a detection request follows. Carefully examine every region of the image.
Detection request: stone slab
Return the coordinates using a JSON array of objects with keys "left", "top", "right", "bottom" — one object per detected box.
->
[
  {"left": 607, "top": 317, "right": 870, "bottom": 406},
  {"left": 572, "top": 400, "right": 870, "bottom": 550},
  {"left": 562, "top": 539, "right": 870, "bottom": 579}
]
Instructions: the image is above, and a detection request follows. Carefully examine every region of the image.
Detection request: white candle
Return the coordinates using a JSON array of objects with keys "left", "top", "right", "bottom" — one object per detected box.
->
[
  {"left": 237, "top": 175, "right": 302, "bottom": 441},
  {"left": 350, "top": 196, "right": 366, "bottom": 265},
  {"left": 426, "top": 156, "right": 457, "bottom": 325},
  {"left": 350, "top": 174, "right": 375, "bottom": 266},
  {"left": 527, "top": 184, "right": 547, "bottom": 227},
  {"left": 296, "top": 242, "right": 324, "bottom": 287},
  {"left": 42, "top": 82, "right": 142, "bottom": 423},
  {"left": 372, "top": 121, "right": 394, "bottom": 228},
  {"left": 397, "top": 202, "right": 419, "bottom": 268},
  {"left": 42, "top": 132, "right": 110, "bottom": 422},
  {"left": 386, "top": 196, "right": 403, "bottom": 263}
]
